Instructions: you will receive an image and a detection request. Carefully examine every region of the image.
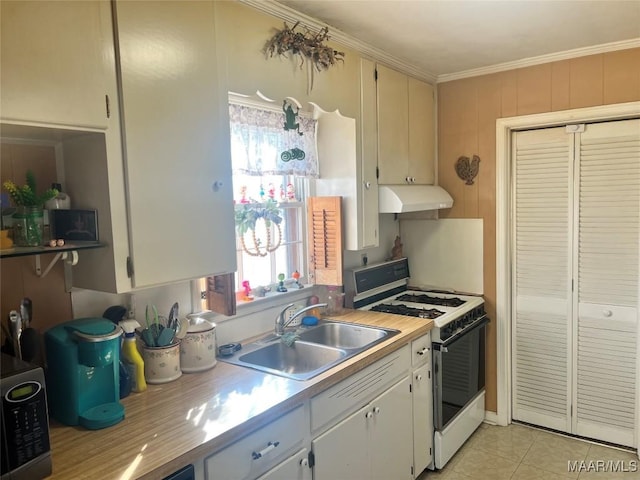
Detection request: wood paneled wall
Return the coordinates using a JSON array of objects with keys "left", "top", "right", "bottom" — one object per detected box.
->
[
  {"left": 437, "top": 47, "right": 640, "bottom": 412},
  {"left": 1, "top": 142, "right": 73, "bottom": 344}
]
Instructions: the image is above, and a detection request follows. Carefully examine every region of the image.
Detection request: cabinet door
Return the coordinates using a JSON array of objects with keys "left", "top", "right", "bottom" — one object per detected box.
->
[
  {"left": 360, "top": 58, "right": 379, "bottom": 248},
  {"left": 412, "top": 364, "right": 433, "bottom": 475},
  {"left": 1, "top": 1, "right": 113, "bottom": 128},
  {"left": 377, "top": 64, "right": 409, "bottom": 185},
  {"left": 115, "top": 1, "right": 236, "bottom": 288},
  {"left": 312, "top": 403, "right": 369, "bottom": 480},
  {"left": 257, "top": 448, "right": 312, "bottom": 480},
  {"left": 369, "top": 377, "right": 413, "bottom": 480},
  {"left": 408, "top": 78, "right": 435, "bottom": 185}
]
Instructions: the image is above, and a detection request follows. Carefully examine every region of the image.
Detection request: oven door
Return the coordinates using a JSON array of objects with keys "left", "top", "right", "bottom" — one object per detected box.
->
[{"left": 433, "top": 316, "right": 488, "bottom": 431}]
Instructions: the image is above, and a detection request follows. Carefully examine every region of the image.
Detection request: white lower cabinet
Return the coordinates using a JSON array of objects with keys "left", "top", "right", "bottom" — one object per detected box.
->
[
  {"left": 311, "top": 377, "right": 413, "bottom": 480},
  {"left": 257, "top": 448, "right": 312, "bottom": 480},
  {"left": 412, "top": 364, "right": 433, "bottom": 476},
  {"left": 411, "top": 332, "right": 433, "bottom": 476},
  {"left": 200, "top": 342, "right": 434, "bottom": 480},
  {"left": 204, "top": 406, "right": 306, "bottom": 480}
]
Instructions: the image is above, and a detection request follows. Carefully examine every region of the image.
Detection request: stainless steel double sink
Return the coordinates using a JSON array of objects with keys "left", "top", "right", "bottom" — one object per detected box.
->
[{"left": 218, "top": 320, "right": 400, "bottom": 381}]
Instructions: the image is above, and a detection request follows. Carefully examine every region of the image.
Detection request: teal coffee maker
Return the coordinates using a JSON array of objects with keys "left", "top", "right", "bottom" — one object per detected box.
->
[{"left": 45, "top": 318, "right": 124, "bottom": 429}]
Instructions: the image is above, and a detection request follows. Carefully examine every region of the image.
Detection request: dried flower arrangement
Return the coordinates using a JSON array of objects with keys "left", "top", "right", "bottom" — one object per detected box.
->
[{"left": 265, "top": 21, "right": 345, "bottom": 91}]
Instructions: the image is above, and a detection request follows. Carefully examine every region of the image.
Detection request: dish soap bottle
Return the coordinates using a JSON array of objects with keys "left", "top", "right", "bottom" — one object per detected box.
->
[{"left": 121, "top": 331, "right": 147, "bottom": 392}]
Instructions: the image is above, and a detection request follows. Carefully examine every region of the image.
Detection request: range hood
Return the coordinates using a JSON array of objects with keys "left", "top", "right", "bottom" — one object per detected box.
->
[{"left": 378, "top": 185, "right": 454, "bottom": 213}]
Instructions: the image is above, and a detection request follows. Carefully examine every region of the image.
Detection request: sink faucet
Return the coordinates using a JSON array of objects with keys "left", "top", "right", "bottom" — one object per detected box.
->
[{"left": 275, "top": 303, "right": 328, "bottom": 336}]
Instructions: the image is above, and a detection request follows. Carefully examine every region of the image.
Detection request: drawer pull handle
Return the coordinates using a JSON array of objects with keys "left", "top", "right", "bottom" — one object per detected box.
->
[
  {"left": 416, "top": 374, "right": 423, "bottom": 381},
  {"left": 416, "top": 347, "right": 429, "bottom": 356},
  {"left": 603, "top": 310, "right": 613, "bottom": 318},
  {"left": 252, "top": 441, "right": 280, "bottom": 460},
  {"left": 373, "top": 406, "right": 380, "bottom": 414},
  {"left": 365, "top": 411, "right": 373, "bottom": 419}
]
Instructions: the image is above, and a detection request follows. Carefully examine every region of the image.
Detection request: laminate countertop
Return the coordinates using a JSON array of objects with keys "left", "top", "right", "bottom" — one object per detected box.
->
[{"left": 46, "top": 309, "right": 433, "bottom": 480}]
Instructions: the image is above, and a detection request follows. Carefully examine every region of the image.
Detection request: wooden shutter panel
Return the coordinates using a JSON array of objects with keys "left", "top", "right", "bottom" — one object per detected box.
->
[
  {"left": 307, "top": 196, "right": 343, "bottom": 286},
  {"left": 206, "top": 273, "right": 236, "bottom": 317}
]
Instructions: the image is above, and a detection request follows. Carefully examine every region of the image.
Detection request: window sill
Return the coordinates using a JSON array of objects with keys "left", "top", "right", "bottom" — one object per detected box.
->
[{"left": 200, "top": 284, "right": 316, "bottom": 323}]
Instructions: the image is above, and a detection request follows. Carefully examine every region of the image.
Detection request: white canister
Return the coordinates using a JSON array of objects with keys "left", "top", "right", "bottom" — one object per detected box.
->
[
  {"left": 180, "top": 317, "right": 217, "bottom": 373},
  {"left": 141, "top": 341, "right": 182, "bottom": 384}
]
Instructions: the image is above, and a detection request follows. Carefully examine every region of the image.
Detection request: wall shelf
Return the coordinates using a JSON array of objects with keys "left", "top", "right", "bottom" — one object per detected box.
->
[
  {"left": 0, "top": 242, "right": 103, "bottom": 259},
  {"left": 1, "top": 243, "right": 105, "bottom": 291}
]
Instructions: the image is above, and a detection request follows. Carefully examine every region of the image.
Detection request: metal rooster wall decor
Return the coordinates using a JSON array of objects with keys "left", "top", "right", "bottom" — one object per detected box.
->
[{"left": 455, "top": 155, "right": 481, "bottom": 185}]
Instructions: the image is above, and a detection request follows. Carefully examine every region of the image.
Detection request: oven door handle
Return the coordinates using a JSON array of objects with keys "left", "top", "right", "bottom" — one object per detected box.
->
[{"left": 435, "top": 315, "right": 490, "bottom": 349}]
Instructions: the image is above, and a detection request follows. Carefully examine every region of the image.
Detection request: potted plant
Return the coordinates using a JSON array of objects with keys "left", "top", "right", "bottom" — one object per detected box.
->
[
  {"left": 3, "top": 171, "right": 58, "bottom": 247},
  {"left": 235, "top": 199, "right": 283, "bottom": 257}
]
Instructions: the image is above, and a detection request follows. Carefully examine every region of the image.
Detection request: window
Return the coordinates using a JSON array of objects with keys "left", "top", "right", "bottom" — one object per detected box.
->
[
  {"left": 228, "top": 98, "right": 318, "bottom": 296},
  {"left": 232, "top": 173, "right": 306, "bottom": 289}
]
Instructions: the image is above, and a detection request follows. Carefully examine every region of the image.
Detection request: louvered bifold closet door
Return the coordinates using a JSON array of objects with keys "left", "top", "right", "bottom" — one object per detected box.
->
[
  {"left": 512, "top": 127, "right": 573, "bottom": 432},
  {"left": 574, "top": 119, "right": 639, "bottom": 447}
]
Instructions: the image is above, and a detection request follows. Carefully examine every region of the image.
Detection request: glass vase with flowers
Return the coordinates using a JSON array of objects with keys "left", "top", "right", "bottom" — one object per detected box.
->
[{"left": 3, "top": 171, "right": 58, "bottom": 247}]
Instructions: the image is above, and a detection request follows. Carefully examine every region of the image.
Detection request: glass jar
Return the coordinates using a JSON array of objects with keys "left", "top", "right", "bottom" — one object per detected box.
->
[
  {"left": 325, "top": 285, "right": 345, "bottom": 316},
  {"left": 12, "top": 206, "right": 44, "bottom": 247}
]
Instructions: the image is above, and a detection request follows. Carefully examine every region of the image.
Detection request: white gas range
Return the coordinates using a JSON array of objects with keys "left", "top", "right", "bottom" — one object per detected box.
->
[{"left": 345, "top": 258, "right": 489, "bottom": 470}]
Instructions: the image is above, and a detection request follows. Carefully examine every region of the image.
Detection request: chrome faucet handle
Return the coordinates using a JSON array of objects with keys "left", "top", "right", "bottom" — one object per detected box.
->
[
  {"left": 275, "top": 303, "right": 296, "bottom": 335},
  {"left": 275, "top": 302, "right": 328, "bottom": 336}
]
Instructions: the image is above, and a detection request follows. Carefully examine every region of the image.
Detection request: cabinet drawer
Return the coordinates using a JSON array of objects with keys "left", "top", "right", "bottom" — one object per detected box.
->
[
  {"left": 205, "top": 406, "right": 306, "bottom": 480},
  {"left": 411, "top": 332, "right": 431, "bottom": 367},
  {"left": 310, "top": 345, "right": 409, "bottom": 433}
]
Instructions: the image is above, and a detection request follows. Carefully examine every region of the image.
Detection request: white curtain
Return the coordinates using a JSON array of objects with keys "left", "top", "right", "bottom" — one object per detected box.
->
[{"left": 229, "top": 103, "right": 319, "bottom": 177}]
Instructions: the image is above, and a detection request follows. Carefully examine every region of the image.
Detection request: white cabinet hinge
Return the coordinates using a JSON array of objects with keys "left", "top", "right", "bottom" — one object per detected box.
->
[{"left": 105, "top": 94, "right": 111, "bottom": 118}]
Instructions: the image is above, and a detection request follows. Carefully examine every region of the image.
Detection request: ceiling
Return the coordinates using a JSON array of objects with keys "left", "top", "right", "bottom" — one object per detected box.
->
[{"left": 275, "top": 0, "right": 640, "bottom": 81}]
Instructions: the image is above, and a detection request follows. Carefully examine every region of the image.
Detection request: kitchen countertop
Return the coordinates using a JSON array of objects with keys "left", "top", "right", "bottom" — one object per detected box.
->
[{"left": 46, "top": 309, "right": 433, "bottom": 479}]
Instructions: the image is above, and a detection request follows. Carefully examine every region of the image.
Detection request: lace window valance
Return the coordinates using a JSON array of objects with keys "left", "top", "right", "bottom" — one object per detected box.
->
[{"left": 229, "top": 103, "right": 319, "bottom": 178}]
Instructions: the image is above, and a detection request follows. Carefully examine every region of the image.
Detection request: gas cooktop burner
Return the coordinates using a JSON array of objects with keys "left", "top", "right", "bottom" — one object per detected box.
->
[
  {"left": 370, "top": 303, "right": 445, "bottom": 319},
  {"left": 396, "top": 293, "right": 466, "bottom": 308}
]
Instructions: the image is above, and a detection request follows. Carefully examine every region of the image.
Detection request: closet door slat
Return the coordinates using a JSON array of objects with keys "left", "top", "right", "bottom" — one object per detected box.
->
[
  {"left": 512, "top": 127, "right": 571, "bottom": 431},
  {"left": 575, "top": 119, "right": 639, "bottom": 447}
]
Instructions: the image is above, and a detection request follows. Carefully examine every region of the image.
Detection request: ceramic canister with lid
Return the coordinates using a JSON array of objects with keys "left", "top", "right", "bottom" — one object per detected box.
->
[{"left": 180, "top": 315, "right": 217, "bottom": 373}]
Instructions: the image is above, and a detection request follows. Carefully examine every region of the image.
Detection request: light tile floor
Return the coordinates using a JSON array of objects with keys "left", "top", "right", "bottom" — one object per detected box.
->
[{"left": 418, "top": 423, "right": 640, "bottom": 480}]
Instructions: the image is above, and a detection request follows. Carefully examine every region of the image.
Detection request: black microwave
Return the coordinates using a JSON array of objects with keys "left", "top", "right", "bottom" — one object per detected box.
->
[{"left": 1, "top": 353, "right": 51, "bottom": 480}]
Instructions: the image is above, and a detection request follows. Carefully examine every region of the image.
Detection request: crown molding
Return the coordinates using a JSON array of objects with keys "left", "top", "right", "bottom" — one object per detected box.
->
[
  {"left": 437, "top": 38, "right": 640, "bottom": 83},
  {"left": 238, "top": 0, "right": 438, "bottom": 84},
  {"left": 239, "top": 1, "right": 639, "bottom": 86}
]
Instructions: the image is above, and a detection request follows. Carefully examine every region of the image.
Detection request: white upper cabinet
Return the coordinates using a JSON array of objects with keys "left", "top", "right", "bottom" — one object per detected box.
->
[
  {"left": 1, "top": 1, "right": 114, "bottom": 128},
  {"left": 113, "top": 0, "right": 236, "bottom": 288},
  {"left": 315, "top": 58, "right": 379, "bottom": 251},
  {"left": 407, "top": 77, "right": 436, "bottom": 185},
  {"left": 376, "top": 64, "right": 435, "bottom": 185}
]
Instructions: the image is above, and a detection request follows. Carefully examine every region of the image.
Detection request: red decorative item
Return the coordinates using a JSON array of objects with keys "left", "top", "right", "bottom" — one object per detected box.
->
[
  {"left": 239, "top": 186, "right": 249, "bottom": 204},
  {"left": 240, "top": 280, "right": 254, "bottom": 301}
]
